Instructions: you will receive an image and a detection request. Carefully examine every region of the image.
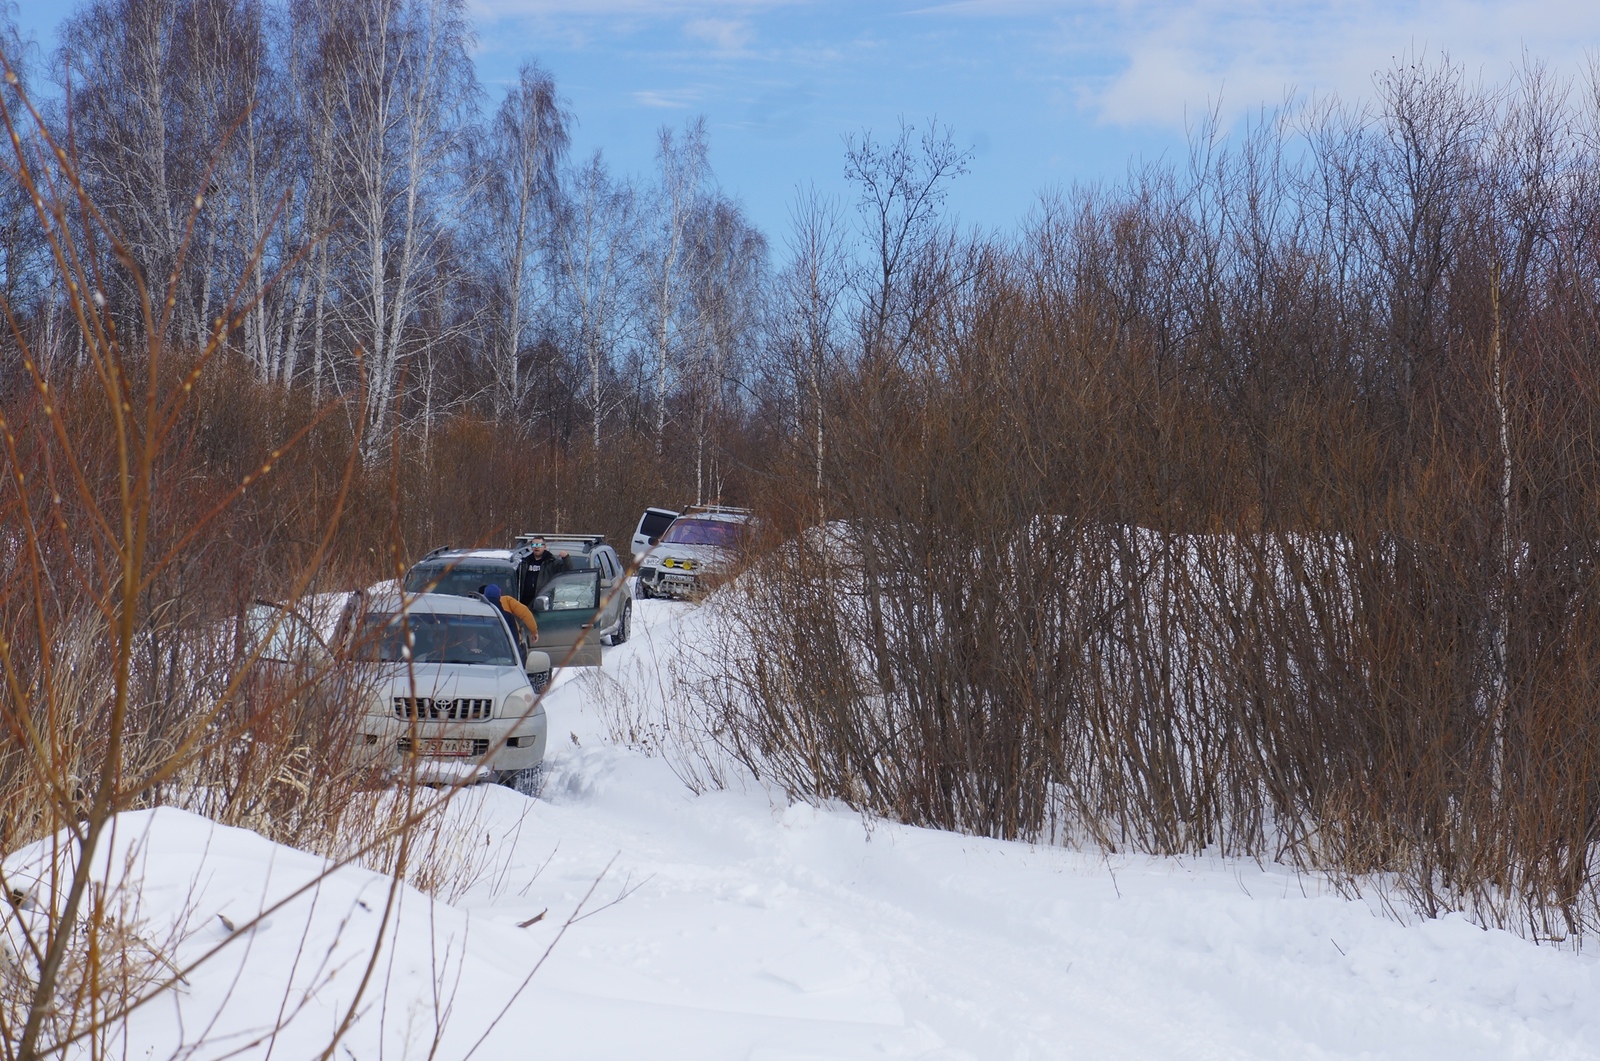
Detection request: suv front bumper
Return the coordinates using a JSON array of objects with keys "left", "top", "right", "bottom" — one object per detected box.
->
[
  {"left": 354, "top": 711, "right": 548, "bottom": 780},
  {"left": 639, "top": 565, "right": 700, "bottom": 596}
]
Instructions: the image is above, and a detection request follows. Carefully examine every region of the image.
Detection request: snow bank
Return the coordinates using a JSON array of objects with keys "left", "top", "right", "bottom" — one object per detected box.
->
[{"left": 2, "top": 806, "right": 542, "bottom": 1061}]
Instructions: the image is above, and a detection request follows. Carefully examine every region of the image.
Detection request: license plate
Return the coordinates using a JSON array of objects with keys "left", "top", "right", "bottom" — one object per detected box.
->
[
  {"left": 664, "top": 573, "right": 695, "bottom": 585},
  {"left": 416, "top": 737, "right": 476, "bottom": 757}
]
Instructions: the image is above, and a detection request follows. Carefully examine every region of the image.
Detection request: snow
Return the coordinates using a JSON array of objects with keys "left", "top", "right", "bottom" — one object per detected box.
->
[{"left": 6, "top": 597, "right": 1600, "bottom": 1059}]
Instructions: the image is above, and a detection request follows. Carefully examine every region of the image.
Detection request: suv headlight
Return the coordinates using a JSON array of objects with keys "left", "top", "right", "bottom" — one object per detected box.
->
[{"left": 503, "top": 688, "right": 535, "bottom": 721}]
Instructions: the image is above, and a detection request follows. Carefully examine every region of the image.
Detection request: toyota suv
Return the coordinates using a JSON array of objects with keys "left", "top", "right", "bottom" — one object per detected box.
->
[
  {"left": 336, "top": 589, "right": 551, "bottom": 792},
  {"left": 636, "top": 506, "right": 751, "bottom": 599}
]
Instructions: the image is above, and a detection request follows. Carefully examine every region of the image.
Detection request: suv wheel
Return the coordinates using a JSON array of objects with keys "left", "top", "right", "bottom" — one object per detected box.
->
[
  {"left": 498, "top": 764, "right": 544, "bottom": 797},
  {"left": 612, "top": 600, "right": 632, "bottom": 645}
]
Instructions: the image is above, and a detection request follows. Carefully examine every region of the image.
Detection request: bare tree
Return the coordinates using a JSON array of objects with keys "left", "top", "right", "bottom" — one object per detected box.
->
[
  {"left": 319, "top": 0, "right": 476, "bottom": 462},
  {"left": 0, "top": 5, "right": 45, "bottom": 327},
  {"left": 484, "top": 60, "right": 567, "bottom": 420},
  {"left": 60, "top": 0, "right": 189, "bottom": 329},
  {"left": 641, "top": 116, "right": 709, "bottom": 453},
  {"left": 174, "top": 0, "right": 282, "bottom": 379},
  {"left": 684, "top": 194, "right": 766, "bottom": 503},
  {"left": 777, "top": 185, "right": 848, "bottom": 497},
  {"left": 843, "top": 118, "right": 970, "bottom": 363},
  {"left": 553, "top": 151, "right": 638, "bottom": 467}
]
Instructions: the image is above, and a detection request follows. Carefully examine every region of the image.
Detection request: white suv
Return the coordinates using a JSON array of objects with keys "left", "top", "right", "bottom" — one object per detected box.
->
[
  {"left": 636, "top": 506, "right": 751, "bottom": 599},
  {"left": 342, "top": 589, "right": 550, "bottom": 791}
]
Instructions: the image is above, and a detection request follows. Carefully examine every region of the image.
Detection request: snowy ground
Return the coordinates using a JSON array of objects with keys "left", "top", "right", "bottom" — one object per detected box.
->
[{"left": 7, "top": 596, "right": 1600, "bottom": 1059}]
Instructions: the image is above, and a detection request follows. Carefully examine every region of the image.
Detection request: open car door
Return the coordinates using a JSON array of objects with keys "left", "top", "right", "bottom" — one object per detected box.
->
[{"left": 531, "top": 570, "right": 603, "bottom": 667}]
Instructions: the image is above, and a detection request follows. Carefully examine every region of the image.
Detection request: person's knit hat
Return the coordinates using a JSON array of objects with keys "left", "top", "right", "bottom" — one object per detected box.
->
[{"left": 484, "top": 584, "right": 503, "bottom": 605}]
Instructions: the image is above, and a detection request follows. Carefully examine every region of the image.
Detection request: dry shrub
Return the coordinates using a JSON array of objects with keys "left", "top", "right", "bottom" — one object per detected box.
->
[{"left": 700, "top": 62, "right": 1600, "bottom": 940}]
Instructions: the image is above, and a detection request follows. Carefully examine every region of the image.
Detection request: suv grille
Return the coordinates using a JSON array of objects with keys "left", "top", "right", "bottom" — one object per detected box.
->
[{"left": 393, "top": 697, "right": 495, "bottom": 721}]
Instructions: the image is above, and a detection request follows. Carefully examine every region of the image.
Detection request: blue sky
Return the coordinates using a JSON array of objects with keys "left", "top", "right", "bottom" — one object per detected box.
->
[{"left": 13, "top": 0, "right": 1600, "bottom": 246}]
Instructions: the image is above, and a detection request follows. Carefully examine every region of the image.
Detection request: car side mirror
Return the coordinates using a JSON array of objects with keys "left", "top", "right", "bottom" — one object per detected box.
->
[
  {"left": 523, "top": 649, "right": 551, "bottom": 676},
  {"left": 648, "top": 536, "right": 659, "bottom": 546},
  {"left": 532, "top": 595, "right": 550, "bottom": 612}
]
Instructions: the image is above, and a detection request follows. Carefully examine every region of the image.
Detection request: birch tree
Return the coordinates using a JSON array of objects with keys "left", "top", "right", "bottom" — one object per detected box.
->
[
  {"left": 553, "top": 152, "right": 638, "bottom": 463},
  {"left": 778, "top": 185, "right": 848, "bottom": 496},
  {"left": 320, "top": 0, "right": 475, "bottom": 461},
  {"left": 685, "top": 195, "right": 766, "bottom": 503},
  {"left": 641, "top": 117, "right": 709, "bottom": 453},
  {"left": 60, "top": 0, "right": 186, "bottom": 327},
  {"left": 484, "top": 60, "right": 567, "bottom": 420}
]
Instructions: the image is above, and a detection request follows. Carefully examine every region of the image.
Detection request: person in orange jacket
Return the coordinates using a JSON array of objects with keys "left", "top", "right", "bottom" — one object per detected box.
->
[{"left": 483, "top": 584, "right": 538, "bottom": 644}]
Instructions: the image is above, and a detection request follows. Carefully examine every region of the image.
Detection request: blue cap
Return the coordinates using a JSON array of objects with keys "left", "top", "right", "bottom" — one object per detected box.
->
[{"left": 484, "top": 584, "right": 502, "bottom": 604}]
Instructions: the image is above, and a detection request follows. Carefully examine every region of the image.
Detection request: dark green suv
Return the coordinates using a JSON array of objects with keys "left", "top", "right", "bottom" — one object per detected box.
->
[{"left": 403, "top": 535, "right": 632, "bottom": 667}]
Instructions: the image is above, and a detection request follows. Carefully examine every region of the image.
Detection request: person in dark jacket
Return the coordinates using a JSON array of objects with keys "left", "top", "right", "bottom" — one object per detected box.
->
[{"left": 526, "top": 539, "right": 570, "bottom": 595}]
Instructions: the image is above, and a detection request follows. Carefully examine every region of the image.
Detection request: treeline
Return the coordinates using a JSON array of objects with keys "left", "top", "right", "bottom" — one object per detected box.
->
[{"left": 0, "top": 0, "right": 767, "bottom": 521}]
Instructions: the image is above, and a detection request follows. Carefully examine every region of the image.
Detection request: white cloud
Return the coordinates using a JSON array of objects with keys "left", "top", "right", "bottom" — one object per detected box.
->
[
  {"left": 1070, "top": 0, "right": 1600, "bottom": 128},
  {"left": 900, "top": 0, "right": 1600, "bottom": 129},
  {"left": 633, "top": 88, "right": 702, "bottom": 108}
]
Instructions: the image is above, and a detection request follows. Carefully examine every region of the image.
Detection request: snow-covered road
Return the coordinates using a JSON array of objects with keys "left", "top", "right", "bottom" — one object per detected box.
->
[
  {"left": 8, "top": 596, "right": 1599, "bottom": 1059},
  {"left": 456, "top": 598, "right": 1600, "bottom": 1059}
]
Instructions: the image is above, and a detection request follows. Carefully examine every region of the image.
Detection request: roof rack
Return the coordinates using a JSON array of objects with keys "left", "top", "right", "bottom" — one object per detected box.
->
[
  {"left": 683, "top": 504, "right": 752, "bottom": 517},
  {"left": 514, "top": 532, "right": 606, "bottom": 546}
]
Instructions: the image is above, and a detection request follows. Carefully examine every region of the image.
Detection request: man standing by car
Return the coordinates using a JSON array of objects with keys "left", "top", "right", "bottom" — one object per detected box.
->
[
  {"left": 484, "top": 584, "right": 539, "bottom": 645},
  {"left": 527, "top": 539, "right": 570, "bottom": 596}
]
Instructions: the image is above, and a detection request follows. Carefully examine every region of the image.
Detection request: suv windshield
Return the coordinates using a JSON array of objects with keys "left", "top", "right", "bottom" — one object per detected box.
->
[
  {"left": 403, "top": 560, "right": 515, "bottom": 598},
  {"left": 660, "top": 519, "right": 743, "bottom": 548},
  {"left": 350, "top": 612, "right": 517, "bottom": 666}
]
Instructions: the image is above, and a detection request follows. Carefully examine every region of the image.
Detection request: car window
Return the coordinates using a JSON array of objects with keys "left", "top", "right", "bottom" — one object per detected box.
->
[
  {"left": 640, "top": 510, "right": 676, "bottom": 538},
  {"left": 403, "top": 560, "right": 516, "bottom": 598},
  {"left": 350, "top": 612, "right": 517, "bottom": 666},
  {"left": 544, "top": 572, "right": 599, "bottom": 610},
  {"left": 660, "top": 518, "right": 744, "bottom": 547},
  {"left": 600, "top": 550, "right": 617, "bottom": 579}
]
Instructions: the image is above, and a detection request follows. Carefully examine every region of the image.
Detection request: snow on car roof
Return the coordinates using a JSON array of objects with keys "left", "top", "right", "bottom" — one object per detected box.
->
[
  {"left": 362, "top": 588, "right": 500, "bottom": 617},
  {"left": 423, "top": 548, "right": 514, "bottom": 561}
]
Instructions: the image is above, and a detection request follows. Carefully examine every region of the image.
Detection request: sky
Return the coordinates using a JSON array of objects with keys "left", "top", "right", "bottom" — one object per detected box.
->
[{"left": 12, "top": 0, "right": 1600, "bottom": 248}]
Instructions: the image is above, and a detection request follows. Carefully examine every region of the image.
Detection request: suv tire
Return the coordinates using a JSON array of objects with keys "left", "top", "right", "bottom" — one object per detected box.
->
[
  {"left": 498, "top": 764, "right": 544, "bottom": 797},
  {"left": 612, "top": 600, "right": 632, "bottom": 645}
]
